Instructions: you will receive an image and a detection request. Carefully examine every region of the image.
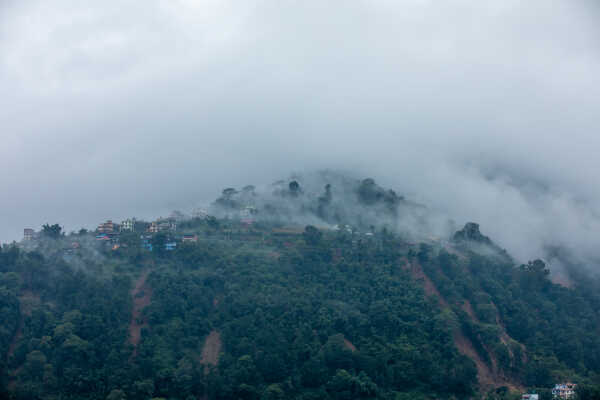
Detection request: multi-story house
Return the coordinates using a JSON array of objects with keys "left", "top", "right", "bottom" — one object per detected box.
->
[
  {"left": 120, "top": 218, "right": 136, "bottom": 232},
  {"left": 97, "top": 220, "right": 116, "bottom": 234},
  {"left": 552, "top": 383, "right": 576, "bottom": 399},
  {"left": 23, "top": 228, "right": 34, "bottom": 241}
]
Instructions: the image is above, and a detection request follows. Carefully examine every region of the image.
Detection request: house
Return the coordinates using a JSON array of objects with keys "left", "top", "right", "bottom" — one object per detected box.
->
[
  {"left": 182, "top": 234, "right": 198, "bottom": 243},
  {"left": 23, "top": 228, "right": 34, "bottom": 241},
  {"left": 552, "top": 383, "right": 576, "bottom": 399},
  {"left": 147, "top": 218, "right": 176, "bottom": 233},
  {"left": 147, "top": 222, "right": 158, "bottom": 233},
  {"left": 98, "top": 220, "right": 116, "bottom": 234},
  {"left": 240, "top": 206, "right": 257, "bottom": 225},
  {"left": 141, "top": 236, "right": 153, "bottom": 251},
  {"left": 158, "top": 220, "right": 176, "bottom": 232},
  {"left": 522, "top": 394, "right": 539, "bottom": 400},
  {"left": 120, "top": 218, "right": 136, "bottom": 232}
]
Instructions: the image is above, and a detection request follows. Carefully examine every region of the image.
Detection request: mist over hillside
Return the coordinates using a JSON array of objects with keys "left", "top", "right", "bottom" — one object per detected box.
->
[
  {"left": 3, "top": 1, "right": 600, "bottom": 399},
  {"left": 1, "top": 1, "right": 600, "bottom": 280},
  {"left": 203, "top": 170, "right": 599, "bottom": 281}
]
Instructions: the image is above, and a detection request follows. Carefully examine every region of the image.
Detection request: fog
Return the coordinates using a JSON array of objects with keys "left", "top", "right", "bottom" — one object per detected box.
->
[{"left": 1, "top": 1, "right": 599, "bottom": 270}]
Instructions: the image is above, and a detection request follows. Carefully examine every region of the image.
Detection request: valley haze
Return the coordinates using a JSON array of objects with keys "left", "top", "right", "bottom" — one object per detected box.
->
[{"left": 1, "top": 0, "right": 599, "bottom": 274}]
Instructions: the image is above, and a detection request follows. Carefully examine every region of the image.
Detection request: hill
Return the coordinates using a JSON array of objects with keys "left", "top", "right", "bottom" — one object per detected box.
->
[{"left": 1, "top": 174, "right": 600, "bottom": 400}]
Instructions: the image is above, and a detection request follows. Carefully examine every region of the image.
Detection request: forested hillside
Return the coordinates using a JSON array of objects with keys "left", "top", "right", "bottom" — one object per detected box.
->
[{"left": 2, "top": 177, "right": 600, "bottom": 400}]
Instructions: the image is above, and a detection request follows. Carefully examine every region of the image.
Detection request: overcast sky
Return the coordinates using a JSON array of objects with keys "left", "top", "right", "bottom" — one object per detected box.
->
[{"left": 1, "top": 0, "right": 599, "bottom": 266}]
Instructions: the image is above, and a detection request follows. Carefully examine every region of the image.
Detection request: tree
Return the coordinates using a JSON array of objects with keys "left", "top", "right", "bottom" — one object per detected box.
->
[
  {"left": 289, "top": 181, "right": 301, "bottom": 196},
  {"left": 151, "top": 233, "right": 167, "bottom": 256},
  {"left": 303, "top": 225, "right": 322, "bottom": 246},
  {"left": 261, "top": 384, "right": 285, "bottom": 400},
  {"left": 133, "top": 379, "right": 154, "bottom": 400},
  {"left": 41, "top": 223, "right": 62, "bottom": 239},
  {"left": 106, "top": 389, "right": 127, "bottom": 400}
]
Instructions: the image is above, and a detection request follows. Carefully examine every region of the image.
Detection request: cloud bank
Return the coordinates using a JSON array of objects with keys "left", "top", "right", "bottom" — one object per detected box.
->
[{"left": 1, "top": 0, "right": 599, "bottom": 270}]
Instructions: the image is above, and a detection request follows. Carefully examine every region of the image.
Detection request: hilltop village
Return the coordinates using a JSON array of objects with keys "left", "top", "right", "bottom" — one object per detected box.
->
[{"left": 19, "top": 202, "right": 383, "bottom": 257}]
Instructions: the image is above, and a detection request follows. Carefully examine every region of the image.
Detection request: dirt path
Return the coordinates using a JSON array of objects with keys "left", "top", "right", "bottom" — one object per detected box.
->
[
  {"left": 200, "top": 330, "right": 222, "bottom": 373},
  {"left": 129, "top": 271, "right": 152, "bottom": 356}
]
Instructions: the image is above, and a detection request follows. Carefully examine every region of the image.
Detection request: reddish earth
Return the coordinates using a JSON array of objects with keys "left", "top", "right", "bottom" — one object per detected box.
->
[
  {"left": 200, "top": 330, "right": 222, "bottom": 373},
  {"left": 407, "top": 260, "right": 448, "bottom": 308},
  {"left": 461, "top": 300, "right": 478, "bottom": 321},
  {"left": 6, "top": 320, "right": 23, "bottom": 361},
  {"left": 453, "top": 329, "right": 496, "bottom": 389},
  {"left": 129, "top": 271, "right": 152, "bottom": 356},
  {"left": 408, "top": 260, "right": 523, "bottom": 392},
  {"left": 550, "top": 272, "right": 574, "bottom": 288},
  {"left": 343, "top": 338, "right": 357, "bottom": 353}
]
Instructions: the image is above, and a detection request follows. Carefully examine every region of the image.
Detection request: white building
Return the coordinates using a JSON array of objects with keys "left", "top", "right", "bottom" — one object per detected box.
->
[
  {"left": 23, "top": 228, "right": 34, "bottom": 241},
  {"left": 120, "top": 218, "right": 136, "bottom": 232},
  {"left": 552, "top": 383, "right": 576, "bottom": 399}
]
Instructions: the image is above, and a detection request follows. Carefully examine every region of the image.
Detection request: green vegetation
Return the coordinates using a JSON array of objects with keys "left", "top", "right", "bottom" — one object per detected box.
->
[{"left": 1, "top": 215, "right": 600, "bottom": 400}]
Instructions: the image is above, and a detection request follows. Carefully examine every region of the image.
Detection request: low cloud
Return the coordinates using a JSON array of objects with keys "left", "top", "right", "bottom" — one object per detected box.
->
[{"left": 1, "top": 0, "right": 599, "bottom": 271}]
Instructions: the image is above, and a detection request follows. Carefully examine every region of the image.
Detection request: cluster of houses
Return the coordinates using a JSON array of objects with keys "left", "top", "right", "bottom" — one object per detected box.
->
[
  {"left": 331, "top": 224, "right": 374, "bottom": 237},
  {"left": 95, "top": 215, "right": 191, "bottom": 252},
  {"left": 551, "top": 383, "right": 577, "bottom": 399},
  {"left": 522, "top": 383, "right": 577, "bottom": 400}
]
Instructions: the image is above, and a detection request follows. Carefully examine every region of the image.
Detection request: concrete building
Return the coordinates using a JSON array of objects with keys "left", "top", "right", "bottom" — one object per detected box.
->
[
  {"left": 97, "top": 220, "right": 116, "bottom": 234},
  {"left": 552, "top": 383, "right": 576, "bottom": 399},
  {"left": 240, "top": 206, "right": 257, "bottom": 225},
  {"left": 23, "top": 228, "right": 34, "bottom": 241},
  {"left": 148, "top": 218, "right": 176, "bottom": 233},
  {"left": 182, "top": 234, "right": 198, "bottom": 243},
  {"left": 120, "top": 218, "right": 136, "bottom": 232}
]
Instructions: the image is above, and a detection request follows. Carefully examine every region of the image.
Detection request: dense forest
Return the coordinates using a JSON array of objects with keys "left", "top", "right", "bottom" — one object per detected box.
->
[{"left": 2, "top": 177, "right": 600, "bottom": 400}]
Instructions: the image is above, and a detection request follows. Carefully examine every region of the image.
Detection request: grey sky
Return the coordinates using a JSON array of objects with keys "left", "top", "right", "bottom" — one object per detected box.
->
[{"left": 1, "top": 1, "right": 599, "bottom": 267}]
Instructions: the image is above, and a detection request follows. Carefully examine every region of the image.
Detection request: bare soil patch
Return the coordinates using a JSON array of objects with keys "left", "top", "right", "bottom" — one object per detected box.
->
[
  {"left": 6, "top": 320, "right": 23, "bottom": 361},
  {"left": 408, "top": 260, "right": 522, "bottom": 392},
  {"left": 550, "top": 272, "right": 574, "bottom": 288},
  {"left": 129, "top": 271, "right": 152, "bottom": 355},
  {"left": 200, "top": 330, "right": 222, "bottom": 373},
  {"left": 343, "top": 338, "right": 357, "bottom": 353},
  {"left": 408, "top": 261, "right": 448, "bottom": 308}
]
